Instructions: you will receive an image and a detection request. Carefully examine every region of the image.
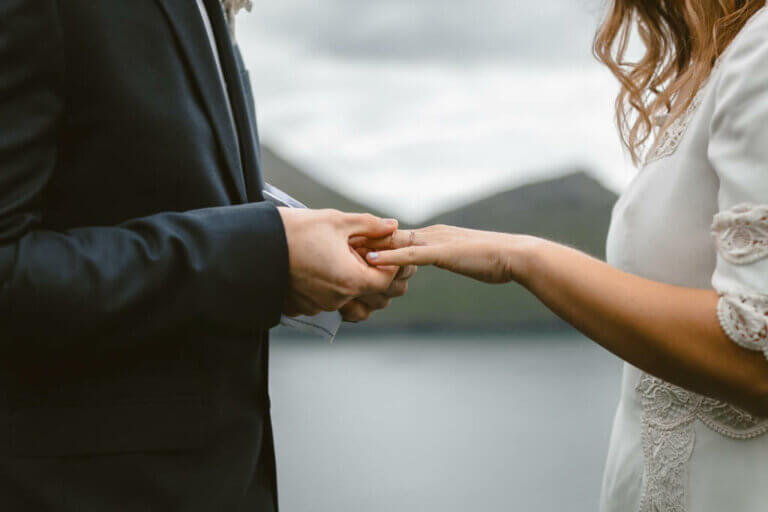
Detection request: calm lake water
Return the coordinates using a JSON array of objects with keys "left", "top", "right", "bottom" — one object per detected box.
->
[{"left": 270, "top": 330, "right": 623, "bottom": 512}]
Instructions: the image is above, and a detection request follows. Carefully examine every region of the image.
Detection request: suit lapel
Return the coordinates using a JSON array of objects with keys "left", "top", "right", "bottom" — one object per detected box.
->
[
  {"left": 155, "top": 0, "right": 248, "bottom": 203},
  {"left": 231, "top": 46, "right": 266, "bottom": 201},
  {"left": 202, "top": 0, "right": 266, "bottom": 201}
]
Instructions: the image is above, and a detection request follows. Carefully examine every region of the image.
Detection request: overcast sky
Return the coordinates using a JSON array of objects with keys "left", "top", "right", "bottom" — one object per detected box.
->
[{"left": 236, "top": 0, "right": 632, "bottom": 221}]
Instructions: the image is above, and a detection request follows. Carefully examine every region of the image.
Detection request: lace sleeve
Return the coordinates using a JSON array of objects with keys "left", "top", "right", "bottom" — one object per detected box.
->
[
  {"left": 708, "top": 27, "right": 768, "bottom": 362},
  {"left": 717, "top": 294, "right": 768, "bottom": 357},
  {"left": 712, "top": 205, "right": 768, "bottom": 359}
]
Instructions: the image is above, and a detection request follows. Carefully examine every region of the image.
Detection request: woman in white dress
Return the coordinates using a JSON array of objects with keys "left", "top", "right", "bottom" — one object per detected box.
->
[{"left": 358, "top": 1, "right": 768, "bottom": 510}]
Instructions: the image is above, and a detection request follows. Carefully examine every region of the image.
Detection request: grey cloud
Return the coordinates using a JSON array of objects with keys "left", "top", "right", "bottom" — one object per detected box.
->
[{"left": 246, "top": 0, "right": 607, "bottom": 63}]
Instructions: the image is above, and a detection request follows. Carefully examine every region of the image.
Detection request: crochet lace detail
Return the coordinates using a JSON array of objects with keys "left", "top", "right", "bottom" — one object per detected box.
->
[
  {"left": 712, "top": 204, "right": 768, "bottom": 265},
  {"left": 717, "top": 294, "right": 768, "bottom": 357},
  {"left": 711, "top": 204, "right": 768, "bottom": 357},
  {"left": 644, "top": 88, "right": 707, "bottom": 166},
  {"left": 636, "top": 374, "right": 768, "bottom": 512}
]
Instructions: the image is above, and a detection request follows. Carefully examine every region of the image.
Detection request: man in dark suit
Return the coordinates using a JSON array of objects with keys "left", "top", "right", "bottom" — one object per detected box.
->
[{"left": 0, "top": 0, "right": 413, "bottom": 510}]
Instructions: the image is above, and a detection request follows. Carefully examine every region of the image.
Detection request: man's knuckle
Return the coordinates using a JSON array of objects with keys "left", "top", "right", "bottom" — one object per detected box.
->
[
  {"left": 399, "top": 266, "right": 416, "bottom": 279},
  {"left": 386, "top": 283, "right": 402, "bottom": 298},
  {"left": 346, "top": 303, "right": 369, "bottom": 322}
]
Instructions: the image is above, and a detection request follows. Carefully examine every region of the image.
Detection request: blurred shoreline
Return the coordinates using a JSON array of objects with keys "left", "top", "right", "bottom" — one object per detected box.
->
[{"left": 273, "top": 320, "right": 576, "bottom": 339}]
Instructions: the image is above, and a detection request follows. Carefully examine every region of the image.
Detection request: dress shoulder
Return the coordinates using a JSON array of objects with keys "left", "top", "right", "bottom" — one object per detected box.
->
[{"left": 717, "top": 6, "right": 768, "bottom": 72}]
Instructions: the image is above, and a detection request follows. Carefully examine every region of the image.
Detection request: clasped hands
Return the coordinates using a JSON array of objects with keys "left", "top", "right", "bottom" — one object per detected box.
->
[
  {"left": 280, "top": 208, "right": 536, "bottom": 322},
  {"left": 278, "top": 208, "right": 417, "bottom": 323}
]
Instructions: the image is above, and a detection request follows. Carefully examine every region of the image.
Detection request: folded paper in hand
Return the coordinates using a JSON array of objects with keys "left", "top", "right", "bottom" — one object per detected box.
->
[{"left": 263, "top": 183, "right": 342, "bottom": 342}]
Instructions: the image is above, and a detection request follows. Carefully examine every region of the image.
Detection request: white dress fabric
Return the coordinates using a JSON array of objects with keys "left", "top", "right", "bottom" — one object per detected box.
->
[{"left": 600, "top": 7, "right": 768, "bottom": 512}]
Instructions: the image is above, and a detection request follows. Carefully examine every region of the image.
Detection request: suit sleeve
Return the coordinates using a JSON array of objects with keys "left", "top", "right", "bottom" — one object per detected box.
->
[{"left": 0, "top": 0, "right": 289, "bottom": 356}]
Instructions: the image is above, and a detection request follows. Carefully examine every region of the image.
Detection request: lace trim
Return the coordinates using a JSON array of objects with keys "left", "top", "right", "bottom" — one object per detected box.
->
[
  {"left": 644, "top": 87, "right": 708, "bottom": 166},
  {"left": 637, "top": 374, "right": 768, "bottom": 512},
  {"left": 712, "top": 204, "right": 768, "bottom": 264},
  {"left": 717, "top": 293, "right": 768, "bottom": 357},
  {"left": 642, "top": 4, "right": 768, "bottom": 167}
]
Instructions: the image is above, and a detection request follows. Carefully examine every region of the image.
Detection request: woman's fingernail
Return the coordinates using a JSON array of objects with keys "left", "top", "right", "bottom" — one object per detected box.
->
[
  {"left": 368, "top": 252, "right": 380, "bottom": 261},
  {"left": 384, "top": 219, "right": 398, "bottom": 226}
]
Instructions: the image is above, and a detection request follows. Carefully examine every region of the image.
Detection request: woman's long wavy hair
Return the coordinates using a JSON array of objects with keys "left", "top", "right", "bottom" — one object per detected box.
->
[{"left": 594, "top": 0, "right": 766, "bottom": 164}]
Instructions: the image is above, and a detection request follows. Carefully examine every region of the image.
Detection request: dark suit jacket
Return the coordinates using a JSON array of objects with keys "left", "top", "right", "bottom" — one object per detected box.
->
[{"left": 0, "top": 0, "right": 288, "bottom": 510}]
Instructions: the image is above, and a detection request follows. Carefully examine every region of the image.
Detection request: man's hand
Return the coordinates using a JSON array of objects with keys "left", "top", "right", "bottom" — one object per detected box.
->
[
  {"left": 278, "top": 208, "right": 401, "bottom": 317},
  {"left": 339, "top": 264, "right": 418, "bottom": 322}
]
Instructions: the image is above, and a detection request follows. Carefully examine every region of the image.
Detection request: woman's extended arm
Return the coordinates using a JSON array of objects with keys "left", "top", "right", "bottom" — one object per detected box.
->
[
  {"left": 361, "top": 228, "right": 768, "bottom": 417},
  {"left": 363, "top": 26, "right": 768, "bottom": 418}
]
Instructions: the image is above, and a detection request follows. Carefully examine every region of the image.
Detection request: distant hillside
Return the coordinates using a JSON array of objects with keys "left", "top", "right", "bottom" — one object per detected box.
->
[
  {"left": 260, "top": 147, "right": 618, "bottom": 330},
  {"left": 421, "top": 171, "right": 616, "bottom": 252}
]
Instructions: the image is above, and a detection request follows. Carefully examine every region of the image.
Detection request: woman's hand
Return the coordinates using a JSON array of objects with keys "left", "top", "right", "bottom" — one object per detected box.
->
[{"left": 355, "top": 225, "right": 542, "bottom": 284}]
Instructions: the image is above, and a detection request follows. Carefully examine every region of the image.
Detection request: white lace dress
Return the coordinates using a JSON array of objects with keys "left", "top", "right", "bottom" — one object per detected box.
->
[{"left": 599, "top": 8, "right": 768, "bottom": 512}]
